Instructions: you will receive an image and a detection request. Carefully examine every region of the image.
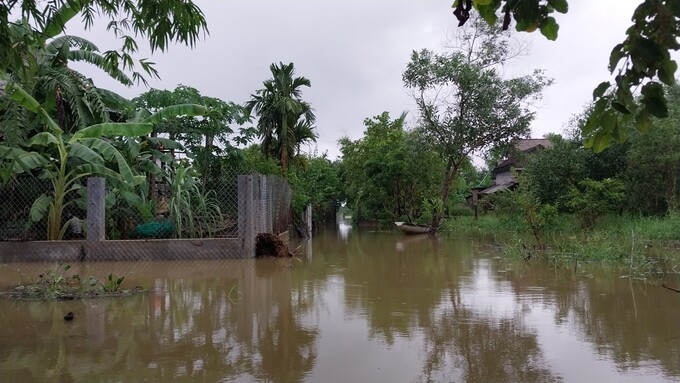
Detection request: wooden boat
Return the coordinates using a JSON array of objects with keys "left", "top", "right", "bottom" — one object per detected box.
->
[{"left": 394, "top": 221, "right": 433, "bottom": 235}]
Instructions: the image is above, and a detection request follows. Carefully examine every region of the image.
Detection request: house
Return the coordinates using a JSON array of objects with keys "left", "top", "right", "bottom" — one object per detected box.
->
[{"left": 480, "top": 138, "right": 552, "bottom": 194}]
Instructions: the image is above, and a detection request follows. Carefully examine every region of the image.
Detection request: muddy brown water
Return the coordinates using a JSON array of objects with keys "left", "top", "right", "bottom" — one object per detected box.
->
[{"left": 1, "top": 223, "right": 679, "bottom": 383}]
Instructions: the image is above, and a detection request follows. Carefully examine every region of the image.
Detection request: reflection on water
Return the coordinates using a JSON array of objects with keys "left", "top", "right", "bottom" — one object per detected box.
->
[
  {"left": 1, "top": 225, "right": 679, "bottom": 382},
  {"left": 337, "top": 216, "right": 352, "bottom": 242}
]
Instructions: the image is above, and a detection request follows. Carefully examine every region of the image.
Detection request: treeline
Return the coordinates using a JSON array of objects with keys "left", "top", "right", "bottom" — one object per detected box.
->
[
  {"left": 340, "top": 83, "right": 680, "bottom": 233},
  {"left": 338, "top": 112, "right": 479, "bottom": 224},
  {"left": 515, "top": 84, "right": 680, "bottom": 224}
]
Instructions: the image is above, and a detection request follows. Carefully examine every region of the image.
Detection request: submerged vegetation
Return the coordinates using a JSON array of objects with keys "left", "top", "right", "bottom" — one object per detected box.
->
[{"left": 1, "top": 263, "right": 144, "bottom": 300}]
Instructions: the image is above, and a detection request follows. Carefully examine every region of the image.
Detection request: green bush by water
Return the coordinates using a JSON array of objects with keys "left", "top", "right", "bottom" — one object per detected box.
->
[{"left": 440, "top": 213, "right": 680, "bottom": 266}]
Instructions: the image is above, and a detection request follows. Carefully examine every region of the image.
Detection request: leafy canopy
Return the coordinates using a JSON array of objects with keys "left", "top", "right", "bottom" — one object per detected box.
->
[
  {"left": 339, "top": 112, "right": 443, "bottom": 223},
  {"left": 403, "top": 18, "right": 551, "bottom": 229}
]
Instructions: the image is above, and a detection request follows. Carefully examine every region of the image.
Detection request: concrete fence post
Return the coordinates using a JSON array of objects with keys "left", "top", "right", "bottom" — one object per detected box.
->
[
  {"left": 238, "top": 175, "right": 255, "bottom": 258},
  {"left": 87, "top": 177, "right": 106, "bottom": 241},
  {"left": 304, "top": 203, "right": 312, "bottom": 238}
]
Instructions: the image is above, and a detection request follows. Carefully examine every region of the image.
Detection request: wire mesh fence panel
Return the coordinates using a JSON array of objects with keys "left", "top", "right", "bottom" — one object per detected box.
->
[
  {"left": 267, "top": 175, "right": 292, "bottom": 235},
  {"left": 0, "top": 175, "right": 86, "bottom": 242},
  {"left": 249, "top": 174, "right": 292, "bottom": 235},
  {"left": 107, "top": 167, "right": 242, "bottom": 241}
]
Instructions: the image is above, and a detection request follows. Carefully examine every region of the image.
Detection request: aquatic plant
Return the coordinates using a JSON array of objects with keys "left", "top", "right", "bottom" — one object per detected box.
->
[{"left": 2, "top": 262, "right": 142, "bottom": 300}]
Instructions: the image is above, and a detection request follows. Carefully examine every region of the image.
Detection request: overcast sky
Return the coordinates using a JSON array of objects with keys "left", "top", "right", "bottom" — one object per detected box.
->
[{"left": 69, "top": 0, "right": 670, "bottom": 159}]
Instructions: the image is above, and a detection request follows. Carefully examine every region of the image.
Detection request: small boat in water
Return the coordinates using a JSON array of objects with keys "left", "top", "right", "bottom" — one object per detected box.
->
[{"left": 394, "top": 221, "right": 433, "bottom": 235}]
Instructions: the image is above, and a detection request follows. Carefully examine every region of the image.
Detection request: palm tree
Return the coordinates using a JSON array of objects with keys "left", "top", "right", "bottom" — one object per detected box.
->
[{"left": 246, "top": 62, "right": 316, "bottom": 175}]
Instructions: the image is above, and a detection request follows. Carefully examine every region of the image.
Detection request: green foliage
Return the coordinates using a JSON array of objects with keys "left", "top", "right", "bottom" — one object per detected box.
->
[
  {"left": 403, "top": 19, "right": 551, "bottom": 229},
  {"left": 165, "top": 161, "right": 224, "bottom": 238},
  {"left": 287, "top": 154, "right": 342, "bottom": 223},
  {"left": 582, "top": 0, "right": 679, "bottom": 149},
  {"left": 239, "top": 145, "right": 283, "bottom": 176},
  {"left": 523, "top": 135, "right": 586, "bottom": 208},
  {"left": 1, "top": 85, "right": 209, "bottom": 240},
  {"left": 624, "top": 84, "right": 680, "bottom": 214},
  {"left": 522, "top": 131, "right": 630, "bottom": 213},
  {"left": 0, "top": 29, "right": 138, "bottom": 143},
  {"left": 567, "top": 178, "right": 626, "bottom": 229},
  {"left": 246, "top": 62, "right": 317, "bottom": 175},
  {"left": 339, "top": 112, "right": 443, "bottom": 223},
  {"left": 0, "top": 1, "right": 208, "bottom": 87},
  {"left": 456, "top": 0, "right": 567, "bottom": 40},
  {"left": 101, "top": 273, "right": 125, "bottom": 293},
  {"left": 134, "top": 85, "right": 252, "bottom": 189},
  {"left": 6, "top": 262, "right": 136, "bottom": 300},
  {"left": 485, "top": 180, "right": 559, "bottom": 244},
  {"left": 0, "top": 88, "right": 149, "bottom": 239},
  {"left": 421, "top": 198, "right": 444, "bottom": 224}
]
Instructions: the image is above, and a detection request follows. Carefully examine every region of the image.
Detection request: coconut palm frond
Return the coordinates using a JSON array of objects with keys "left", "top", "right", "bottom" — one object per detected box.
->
[
  {"left": 48, "top": 35, "right": 99, "bottom": 52},
  {"left": 67, "top": 49, "right": 133, "bottom": 86}
]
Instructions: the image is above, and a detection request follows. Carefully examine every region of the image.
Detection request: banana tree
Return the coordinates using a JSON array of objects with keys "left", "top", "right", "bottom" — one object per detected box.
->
[{"left": 0, "top": 82, "right": 208, "bottom": 240}]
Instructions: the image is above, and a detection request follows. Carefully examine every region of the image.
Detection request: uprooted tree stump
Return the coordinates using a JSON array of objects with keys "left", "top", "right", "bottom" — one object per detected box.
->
[{"left": 255, "top": 233, "right": 292, "bottom": 258}]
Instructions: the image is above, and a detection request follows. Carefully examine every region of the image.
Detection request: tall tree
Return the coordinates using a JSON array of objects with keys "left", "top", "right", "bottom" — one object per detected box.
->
[
  {"left": 452, "top": 0, "right": 679, "bottom": 150},
  {"left": 403, "top": 17, "right": 551, "bottom": 230},
  {"left": 246, "top": 62, "right": 316, "bottom": 175},
  {"left": 625, "top": 84, "right": 680, "bottom": 214},
  {"left": 1, "top": 0, "right": 208, "bottom": 147},
  {"left": 0, "top": 0, "right": 207, "bottom": 86}
]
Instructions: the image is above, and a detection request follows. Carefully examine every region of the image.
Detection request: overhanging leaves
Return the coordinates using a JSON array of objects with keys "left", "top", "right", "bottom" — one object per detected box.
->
[
  {"left": 540, "top": 17, "right": 559, "bottom": 41},
  {"left": 454, "top": 1, "right": 678, "bottom": 150},
  {"left": 641, "top": 82, "right": 669, "bottom": 118}
]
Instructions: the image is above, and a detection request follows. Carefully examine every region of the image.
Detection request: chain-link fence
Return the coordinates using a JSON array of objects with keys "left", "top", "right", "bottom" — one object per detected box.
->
[
  {"left": 0, "top": 171, "right": 292, "bottom": 261},
  {"left": 0, "top": 175, "right": 53, "bottom": 241}
]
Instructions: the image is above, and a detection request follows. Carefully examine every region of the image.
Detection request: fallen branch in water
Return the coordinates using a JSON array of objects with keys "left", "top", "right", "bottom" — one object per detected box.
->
[{"left": 662, "top": 283, "right": 680, "bottom": 293}]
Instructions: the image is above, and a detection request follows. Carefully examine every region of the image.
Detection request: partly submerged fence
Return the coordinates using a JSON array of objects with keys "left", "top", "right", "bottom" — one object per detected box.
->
[{"left": 0, "top": 172, "right": 292, "bottom": 261}]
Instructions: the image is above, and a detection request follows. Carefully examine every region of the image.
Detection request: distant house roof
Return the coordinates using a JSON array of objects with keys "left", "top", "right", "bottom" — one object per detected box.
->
[
  {"left": 515, "top": 138, "right": 552, "bottom": 152},
  {"left": 0, "top": 80, "right": 6, "bottom": 97},
  {"left": 493, "top": 138, "right": 553, "bottom": 174}
]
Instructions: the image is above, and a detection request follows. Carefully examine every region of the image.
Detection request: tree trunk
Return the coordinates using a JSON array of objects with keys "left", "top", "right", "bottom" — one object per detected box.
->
[
  {"left": 431, "top": 159, "right": 458, "bottom": 232},
  {"left": 281, "top": 117, "right": 288, "bottom": 176}
]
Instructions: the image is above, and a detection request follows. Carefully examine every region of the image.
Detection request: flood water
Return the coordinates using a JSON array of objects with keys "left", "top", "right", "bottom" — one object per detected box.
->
[{"left": 1, "top": 223, "right": 680, "bottom": 383}]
